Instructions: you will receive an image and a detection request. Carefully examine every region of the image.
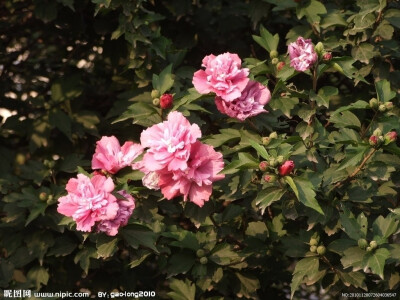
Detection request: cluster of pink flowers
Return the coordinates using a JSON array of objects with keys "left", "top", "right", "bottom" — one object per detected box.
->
[
  {"left": 192, "top": 52, "right": 271, "bottom": 121},
  {"left": 57, "top": 136, "right": 143, "bottom": 236},
  {"left": 136, "top": 111, "right": 225, "bottom": 207},
  {"left": 288, "top": 37, "right": 317, "bottom": 72}
]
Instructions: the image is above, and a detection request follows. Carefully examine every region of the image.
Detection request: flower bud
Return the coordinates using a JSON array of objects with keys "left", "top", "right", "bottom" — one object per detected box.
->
[
  {"left": 369, "top": 240, "right": 378, "bottom": 250},
  {"left": 322, "top": 52, "right": 332, "bottom": 61},
  {"left": 369, "top": 135, "right": 378, "bottom": 146},
  {"left": 152, "top": 98, "right": 160, "bottom": 106},
  {"left": 277, "top": 61, "right": 285, "bottom": 71},
  {"left": 309, "top": 238, "right": 318, "bottom": 246},
  {"left": 259, "top": 161, "right": 269, "bottom": 171},
  {"left": 151, "top": 89, "right": 160, "bottom": 99},
  {"left": 385, "top": 102, "right": 393, "bottom": 111},
  {"left": 310, "top": 245, "right": 317, "bottom": 253},
  {"left": 39, "top": 192, "right": 47, "bottom": 201},
  {"left": 270, "top": 50, "right": 278, "bottom": 59},
  {"left": 279, "top": 160, "right": 295, "bottom": 176},
  {"left": 317, "top": 245, "right": 326, "bottom": 255},
  {"left": 358, "top": 238, "right": 368, "bottom": 249},
  {"left": 378, "top": 104, "right": 387, "bottom": 112},
  {"left": 366, "top": 246, "right": 372, "bottom": 252},
  {"left": 46, "top": 195, "right": 54, "bottom": 205},
  {"left": 196, "top": 249, "right": 206, "bottom": 258},
  {"left": 262, "top": 137, "right": 270, "bottom": 145},
  {"left": 314, "top": 42, "right": 324, "bottom": 56},
  {"left": 199, "top": 257, "right": 208, "bottom": 265},
  {"left": 276, "top": 155, "right": 284, "bottom": 164},
  {"left": 373, "top": 128, "right": 382, "bottom": 137},
  {"left": 269, "top": 132, "right": 278, "bottom": 139},
  {"left": 384, "top": 131, "right": 397, "bottom": 145},
  {"left": 271, "top": 58, "right": 279, "bottom": 65},
  {"left": 160, "top": 93, "right": 174, "bottom": 109},
  {"left": 269, "top": 158, "right": 278, "bottom": 167},
  {"left": 15, "top": 153, "right": 26, "bottom": 165},
  {"left": 369, "top": 98, "right": 379, "bottom": 109},
  {"left": 264, "top": 174, "right": 277, "bottom": 183}
]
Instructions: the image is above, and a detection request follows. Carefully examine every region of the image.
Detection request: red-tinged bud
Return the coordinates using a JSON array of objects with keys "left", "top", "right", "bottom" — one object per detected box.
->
[
  {"left": 279, "top": 160, "right": 295, "bottom": 176},
  {"left": 384, "top": 131, "right": 397, "bottom": 145},
  {"left": 277, "top": 62, "right": 285, "bottom": 71},
  {"left": 369, "top": 135, "right": 378, "bottom": 146},
  {"left": 259, "top": 161, "right": 269, "bottom": 171},
  {"left": 323, "top": 52, "right": 332, "bottom": 61},
  {"left": 93, "top": 170, "right": 105, "bottom": 176},
  {"left": 160, "top": 93, "right": 174, "bottom": 109},
  {"left": 264, "top": 174, "right": 277, "bottom": 183}
]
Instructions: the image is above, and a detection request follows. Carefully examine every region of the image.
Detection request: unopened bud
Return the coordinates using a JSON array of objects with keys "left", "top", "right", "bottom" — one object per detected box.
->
[
  {"left": 270, "top": 50, "right": 278, "bottom": 59},
  {"left": 373, "top": 128, "right": 382, "bottom": 137},
  {"left": 310, "top": 245, "right": 317, "bottom": 253},
  {"left": 151, "top": 89, "right": 160, "bottom": 99},
  {"left": 358, "top": 238, "right": 368, "bottom": 250},
  {"left": 264, "top": 174, "right": 277, "bottom": 183},
  {"left": 269, "top": 132, "right": 278, "bottom": 139},
  {"left": 160, "top": 93, "right": 174, "bottom": 109},
  {"left": 322, "top": 52, "right": 332, "bottom": 61},
  {"left": 259, "top": 161, "right": 269, "bottom": 171},
  {"left": 317, "top": 245, "right": 326, "bottom": 255},
  {"left": 277, "top": 62, "right": 285, "bottom": 71},
  {"left": 385, "top": 102, "right": 393, "bottom": 111},
  {"left": 315, "top": 42, "right": 324, "bottom": 56},
  {"left": 262, "top": 137, "right": 270, "bottom": 145},
  {"left": 39, "top": 192, "right": 47, "bottom": 201},
  {"left": 369, "top": 98, "right": 379, "bottom": 109},
  {"left": 269, "top": 158, "right": 278, "bottom": 167},
  {"left": 378, "top": 104, "right": 387, "bottom": 112},
  {"left": 279, "top": 160, "right": 295, "bottom": 176},
  {"left": 152, "top": 98, "right": 160, "bottom": 106},
  {"left": 199, "top": 257, "right": 208, "bottom": 265},
  {"left": 384, "top": 131, "right": 397, "bottom": 145},
  {"left": 271, "top": 58, "right": 279, "bottom": 65},
  {"left": 369, "top": 240, "right": 378, "bottom": 250},
  {"left": 369, "top": 135, "right": 378, "bottom": 146},
  {"left": 276, "top": 156, "right": 284, "bottom": 164}
]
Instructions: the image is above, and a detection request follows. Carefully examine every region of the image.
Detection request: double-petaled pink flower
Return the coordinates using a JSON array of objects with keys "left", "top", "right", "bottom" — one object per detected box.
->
[
  {"left": 215, "top": 80, "right": 271, "bottom": 121},
  {"left": 57, "top": 174, "right": 119, "bottom": 232},
  {"left": 97, "top": 190, "right": 135, "bottom": 236},
  {"left": 158, "top": 141, "right": 225, "bottom": 207},
  {"left": 193, "top": 53, "right": 249, "bottom": 101},
  {"left": 140, "top": 111, "right": 201, "bottom": 172},
  {"left": 92, "top": 136, "right": 143, "bottom": 174},
  {"left": 288, "top": 37, "right": 317, "bottom": 72}
]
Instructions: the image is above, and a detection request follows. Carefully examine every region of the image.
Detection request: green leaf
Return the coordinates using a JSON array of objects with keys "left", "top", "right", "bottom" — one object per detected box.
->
[
  {"left": 341, "top": 246, "right": 365, "bottom": 271},
  {"left": 252, "top": 25, "right": 279, "bottom": 53},
  {"left": 210, "top": 244, "right": 241, "bottom": 266},
  {"left": 296, "top": 0, "right": 327, "bottom": 25},
  {"left": 290, "top": 257, "right": 319, "bottom": 299},
  {"left": 310, "top": 86, "right": 338, "bottom": 108},
  {"left": 340, "top": 206, "right": 365, "bottom": 240},
  {"left": 245, "top": 221, "right": 268, "bottom": 241},
  {"left": 362, "top": 248, "right": 390, "bottom": 279},
  {"left": 291, "top": 177, "right": 324, "bottom": 215},
  {"left": 50, "top": 75, "right": 82, "bottom": 102},
  {"left": 112, "top": 102, "right": 162, "bottom": 127},
  {"left": 269, "top": 97, "right": 299, "bottom": 118},
  {"left": 34, "top": 1, "right": 57, "bottom": 23},
  {"left": 249, "top": 139, "right": 270, "bottom": 160},
  {"left": 167, "top": 279, "right": 196, "bottom": 300},
  {"left": 372, "top": 215, "right": 399, "bottom": 244},
  {"left": 57, "top": 0, "right": 74, "bottom": 10},
  {"left": 375, "top": 80, "right": 396, "bottom": 103},
  {"left": 338, "top": 271, "right": 367, "bottom": 291},
  {"left": 385, "top": 9, "right": 400, "bottom": 29},
  {"left": 27, "top": 266, "right": 49, "bottom": 290},
  {"left": 331, "top": 100, "right": 369, "bottom": 116},
  {"left": 162, "top": 230, "right": 200, "bottom": 251},
  {"left": 167, "top": 252, "right": 195, "bottom": 277},
  {"left": 121, "top": 225, "right": 159, "bottom": 252},
  {"left": 236, "top": 273, "right": 260, "bottom": 299},
  {"left": 352, "top": 43, "right": 379, "bottom": 64},
  {"left": 74, "top": 247, "right": 97, "bottom": 274},
  {"left": 255, "top": 187, "right": 286, "bottom": 214},
  {"left": 25, "top": 202, "right": 47, "bottom": 226},
  {"left": 0, "top": 260, "right": 14, "bottom": 288},
  {"left": 49, "top": 110, "right": 72, "bottom": 140},
  {"left": 221, "top": 152, "right": 259, "bottom": 174},
  {"left": 321, "top": 13, "right": 348, "bottom": 28},
  {"left": 153, "top": 64, "right": 174, "bottom": 94},
  {"left": 337, "top": 146, "right": 368, "bottom": 171},
  {"left": 331, "top": 57, "right": 357, "bottom": 78},
  {"left": 96, "top": 236, "right": 119, "bottom": 258},
  {"left": 330, "top": 111, "right": 361, "bottom": 129}
]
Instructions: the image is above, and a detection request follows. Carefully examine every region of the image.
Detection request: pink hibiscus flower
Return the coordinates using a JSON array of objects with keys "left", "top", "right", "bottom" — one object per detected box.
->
[
  {"left": 193, "top": 52, "right": 250, "bottom": 101},
  {"left": 97, "top": 190, "right": 135, "bottom": 236},
  {"left": 215, "top": 80, "right": 271, "bottom": 121},
  {"left": 288, "top": 37, "right": 317, "bottom": 72},
  {"left": 140, "top": 111, "right": 201, "bottom": 172},
  {"left": 158, "top": 141, "right": 225, "bottom": 207},
  {"left": 57, "top": 174, "right": 119, "bottom": 232},
  {"left": 92, "top": 136, "right": 143, "bottom": 174}
]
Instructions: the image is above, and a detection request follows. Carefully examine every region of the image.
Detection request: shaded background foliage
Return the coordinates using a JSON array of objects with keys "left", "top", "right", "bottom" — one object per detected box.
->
[{"left": 1, "top": 0, "right": 400, "bottom": 299}]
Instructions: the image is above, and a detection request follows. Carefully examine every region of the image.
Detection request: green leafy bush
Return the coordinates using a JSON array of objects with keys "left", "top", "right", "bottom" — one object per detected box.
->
[{"left": 1, "top": 0, "right": 400, "bottom": 299}]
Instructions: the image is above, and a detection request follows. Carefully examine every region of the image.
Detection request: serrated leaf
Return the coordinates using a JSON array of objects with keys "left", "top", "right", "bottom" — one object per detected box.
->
[
  {"left": 167, "top": 252, "right": 195, "bottom": 277},
  {"left": 269, "top": 97, "right": 299, "bottom": 118},
  {"left": 249, "top": 140, "right": 270, "bottom": 160},
  {"left": 331, "top": 100, "right": 369, "bottom": 116},
  {"left": 167, "top": 279, "right": 195, "bottom": 300},
  {"left": 291, "top": 257, "right": 319, "bottom": 299},
  {"left": 310, "top": 86, "right": 338, "bottom": 108},
  {"left": 153, "top": 64, "right": 174, "bottom": 94},
  {"left": 372, "top": 215, "right": 399, "bottom": 244},
  {"left": 292, "top": 177, "right": 323, "bottom": 215},
  {"left": 330, "top": 111, "right": 361, "bottom": 129},
  {"left": 121, "top": 225, "right": 159, "bottom": 253},
  {"left": 221, "top": 152, "right": 259, "bottom": 174},
  {"left": 337, "top": 146, "right": 368, "bottom": 171},
  {"left": 210, "top": 244, "right": 241, "bottom": 266},
  {"left": 236, "top": 273, "right": 260, "bottom": 299},
  {"left": 96, "top": 236, "right": 119, "bottom": 258},
  {"left": 352, "top": 43, "right": 379, "bottom": 64},
  {"left": 252, "top": 25, "right": 279, "bottom": 52},
  {"left": 296, "top": 0, "right": 327, "bottom": 25},
  {"left": 27, "top": 266, "right": 49, "bottom": 290},
  {"left": 341, "top": 246, "right": 365, "bottom": 271},
  {"left": 255, "top": 187, "right": 286, "bottom": 214},
  {"left": 338, "top": 271, "right": 367, "bottom": 291},
  {"left": 362, "top": 248, "right": 390, "bottom": 279},
  {"left": 375, "top": 80, "right": 396, "bottom": 103},
  {"left": 340, "top": 207, "right": 365, "bottom": 240}
]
